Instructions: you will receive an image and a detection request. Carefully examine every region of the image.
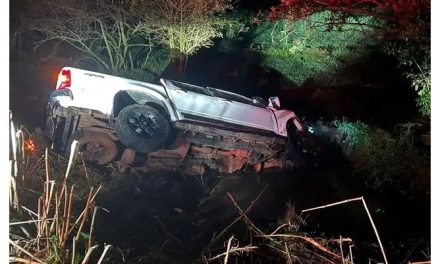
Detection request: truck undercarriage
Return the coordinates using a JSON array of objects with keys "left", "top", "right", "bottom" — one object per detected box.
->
[{"left": 47, "top": 106, "right": 298, "bottom": 175}]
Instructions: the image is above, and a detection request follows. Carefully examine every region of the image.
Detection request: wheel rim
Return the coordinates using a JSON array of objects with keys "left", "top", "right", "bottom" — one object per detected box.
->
[
  {"left": 81, "top": 141, "right": 108, "bottom": 163},
  {"left": 127, "top": 111, "right": 160, "bottom": 138}
]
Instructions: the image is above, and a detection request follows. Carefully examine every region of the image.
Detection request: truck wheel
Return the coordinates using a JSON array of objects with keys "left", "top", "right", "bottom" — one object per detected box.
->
[
  {"left": 116, "top": 104, "right": 170, "bottom": 154},
  {"left": 72, "top": 130, "right": 117, "bottom": 165}
]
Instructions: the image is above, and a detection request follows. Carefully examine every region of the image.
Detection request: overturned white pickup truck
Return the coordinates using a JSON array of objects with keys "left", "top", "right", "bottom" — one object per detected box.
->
[{"left": 45, "top": 67, "right": 307, "bottom": 174}]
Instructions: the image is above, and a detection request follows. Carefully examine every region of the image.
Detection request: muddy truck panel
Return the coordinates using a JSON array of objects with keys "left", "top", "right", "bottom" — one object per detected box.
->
[{"left": 45, "top": 67, "right": 306, "bottom": 174}]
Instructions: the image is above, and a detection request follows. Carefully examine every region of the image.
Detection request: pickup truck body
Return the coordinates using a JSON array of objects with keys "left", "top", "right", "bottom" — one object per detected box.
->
[{"left": 46, "top": 67, "right": 305, "bottom": 174}]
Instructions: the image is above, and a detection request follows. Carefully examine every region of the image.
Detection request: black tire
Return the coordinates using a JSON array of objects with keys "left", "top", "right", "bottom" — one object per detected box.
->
[
  {"left": 72, "top": 130, "right": 117, "bottom": 165},
  {"left": 116, "top": 104, "right": 170, "bottom": 154}
]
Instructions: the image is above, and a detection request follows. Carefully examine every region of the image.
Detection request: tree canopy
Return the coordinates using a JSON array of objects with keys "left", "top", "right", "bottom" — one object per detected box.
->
[
  {"left": 134, "top": 0, "right": 231, "bottom": 74},
  {"left": 262, "top": 0, "right": 430, "bottom": 116},
  {"left": 269, "top": 0, "right": 430, "bottom": 41},
  {"left": 23, "top": 0, "right": 231, "bottom": 77}
]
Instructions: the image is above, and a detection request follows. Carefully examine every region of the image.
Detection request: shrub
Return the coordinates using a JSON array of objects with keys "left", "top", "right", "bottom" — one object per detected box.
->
[
  {"left": 120, "top": 47, "right": 172, "bottom": 82},
  {"left": 217, "top": 11, "right": 250, "bottom": 53},
  {"left": 383, "top": 42, "right": 431, "bottom": 117},
  {"left": 334, "top": 120, "right": 429, "bottom": 194},
  {"left": 407, "top": 62, "right": 431, "bottom": 118},
  {"left": 249, "top": 11, "right": 382, "bottom": 86}
]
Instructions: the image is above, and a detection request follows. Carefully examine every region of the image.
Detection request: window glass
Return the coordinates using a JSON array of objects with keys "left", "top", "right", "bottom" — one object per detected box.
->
[
  {"left": 170, "top": 80, "right": 212, "bottom": 96},
  {"left": 211, "top": 89, "right": 255, "bottom": 105}
]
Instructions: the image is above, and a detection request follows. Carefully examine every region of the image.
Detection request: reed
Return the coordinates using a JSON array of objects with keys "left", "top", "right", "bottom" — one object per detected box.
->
[
  {"left": 201, "top": 188, "right": 356, "bottom": 263},
  {"left": 9, "top": 116, "right": 110, "bottom": 263}
]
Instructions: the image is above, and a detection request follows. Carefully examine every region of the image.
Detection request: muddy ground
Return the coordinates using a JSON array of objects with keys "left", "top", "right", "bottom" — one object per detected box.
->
[{"left": 80, "top": 152, "right": 428, "bottom": 263}]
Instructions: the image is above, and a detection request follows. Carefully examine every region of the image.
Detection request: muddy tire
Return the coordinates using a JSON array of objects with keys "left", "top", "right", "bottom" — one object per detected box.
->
[
  {"left": 72, "top": 130, "right": 117, "bottom": 165},
  {"left": 116, "top": 104, "right": 170, "bottom": 154}
]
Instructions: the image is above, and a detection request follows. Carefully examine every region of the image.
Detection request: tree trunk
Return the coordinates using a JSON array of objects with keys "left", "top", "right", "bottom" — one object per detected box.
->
[{"left": 173, "top": 53, "right": 188, "bottom": 77}]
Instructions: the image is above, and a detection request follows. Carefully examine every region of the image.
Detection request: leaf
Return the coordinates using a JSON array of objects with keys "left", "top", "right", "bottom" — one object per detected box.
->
[{"left": 78, "top": 232, "right": 90, "bottom": 241}]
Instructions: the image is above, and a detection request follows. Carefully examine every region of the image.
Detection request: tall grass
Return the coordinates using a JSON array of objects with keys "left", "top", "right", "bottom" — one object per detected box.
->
[
  {"left": 9, "top": 115, "right": 111, "bottom": 263},
  {"left": 334, "top": 120, "right": 430, "bottom": 193}
]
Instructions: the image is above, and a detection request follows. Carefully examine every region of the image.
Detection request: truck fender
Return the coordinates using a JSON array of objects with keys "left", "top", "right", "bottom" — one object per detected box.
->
[
  {"left": 113, "top": 90, "right": 178, "bottom": 121},
  {"left": 273, "top": 110, "right": 304, "bottom": 137}
]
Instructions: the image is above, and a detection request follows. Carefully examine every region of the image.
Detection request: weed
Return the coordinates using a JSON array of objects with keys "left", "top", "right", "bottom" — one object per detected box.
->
[
  {"left": 9, "top": 117, "right": 110, "bottom": 263},
  {"left": 333, "top": 120, "right": 430, "bottom": 194}
]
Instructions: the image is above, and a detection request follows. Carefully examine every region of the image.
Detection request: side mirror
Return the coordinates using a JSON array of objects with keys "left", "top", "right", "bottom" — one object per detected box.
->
[{"left": 268, "top": 96, "right": 281, "bottom": 109}]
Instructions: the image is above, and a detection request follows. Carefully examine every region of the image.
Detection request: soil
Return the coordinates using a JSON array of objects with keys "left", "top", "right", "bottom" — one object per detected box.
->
[{"left": 82, "top": 148, "right": 428, "bottom": 263}]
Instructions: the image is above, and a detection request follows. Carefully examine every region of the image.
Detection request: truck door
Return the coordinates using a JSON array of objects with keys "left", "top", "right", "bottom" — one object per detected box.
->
[
  {"left": 164, "top": 81, "right": 220, "bottom": 122},
  {"left": 213, "top": 89, "right": 278, "bottom": 133}
]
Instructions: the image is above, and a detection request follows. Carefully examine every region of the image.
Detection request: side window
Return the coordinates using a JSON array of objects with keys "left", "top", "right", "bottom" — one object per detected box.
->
[
  {"left": 171, "top": 81, "right": 213, "bottom": 97},
  {"left": 211, "top": 89, "right": 254, "bottom": 105}
]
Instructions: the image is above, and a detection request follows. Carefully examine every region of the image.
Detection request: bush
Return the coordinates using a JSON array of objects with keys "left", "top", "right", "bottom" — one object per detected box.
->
[
  {"left": 334, "top": 120, "right": 429, "bottom": 194},
  {"left": 217, "top": 11, "right": 250, "bottom": 53},
  {"left": 249, "top": 11, "right": 382, "bottom": 86},
  {"left": 416, "top": 78, "right": 430, "bottom": 117},
  {"left": 120, "top": 47, "right": 172, "bottom": 82},
  {"left": 407, "top": 62, "right": 431, "bottom": 118},
  {"left": 383, "top": 42, "right": 431, "bottom": 117}
]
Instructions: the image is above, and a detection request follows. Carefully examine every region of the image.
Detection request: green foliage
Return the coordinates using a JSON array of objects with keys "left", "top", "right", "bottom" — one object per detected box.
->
[
  {"left": 249, "top": 11, "right": 382, "bottom": 86},
  {"left": 334, "top": 120, "right": 429, "bottom": 193},
  {"left": 217, "top": 11, "right": 250, "bottom": 53},
  {"left": 415, "top": 76, "right": 431, "bottom": 117},
  {"left": 138, "top": 0, "right": 231, "bottom": 57},
  {"left": 384, "top": 42, "right": 431, "bottom": 117},
  {"left": 333, "top": 120, "right": 371, "bottom": 150},
  {"left": 162, "top": 22, "right": 225, "bottom": 56},
  {"left": 408, "top": 68, "right": 431, "bottom": 117},
  {"left": 143, "top": 48, "right": 172, "bottom": 76},
  {"left": 119, "top": 47, "right": 171, "bottom": 82},
  {"left": 73, "top": 252, "right": 84, "bottom": 264},
  {"left": 77, "top": 232, "right": 90, "bottom": 242},
  {"left": 47, "top": 236, "right": 64, "bottom": 264}
]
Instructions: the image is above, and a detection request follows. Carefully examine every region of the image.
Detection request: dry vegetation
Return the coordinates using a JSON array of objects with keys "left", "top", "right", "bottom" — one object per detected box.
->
[
  {"left": 9, "top": 115, "right": 110, "bottom": 263},
  {"left": 199, "top": 187, "right": 389, "bottom": 264},
  {"left": 9, "top": 113, "right": 430, "bottom": 263}
]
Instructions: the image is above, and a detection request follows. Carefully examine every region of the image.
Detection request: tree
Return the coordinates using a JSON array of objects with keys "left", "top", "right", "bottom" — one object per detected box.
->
[
  {"left": 26, "top": 0, "right": 170, "bottom": 81},
  {"left": 269, "top": 0, "right": 430, "bottom": 40},
  {"left": 384, "top": 41, "right": 431, "bottom": 117},
  {"left": 248, "top": 11, "right": 381, "bottom": 86},
  {"left": 136, "top": 0, "right": 231, "bottom": 74},
  {"left": 265, "top": 0, "right": 430, "bottom": 116},
  {"left": 25, "top": 0, "right": 231, "bottom": 77}
]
